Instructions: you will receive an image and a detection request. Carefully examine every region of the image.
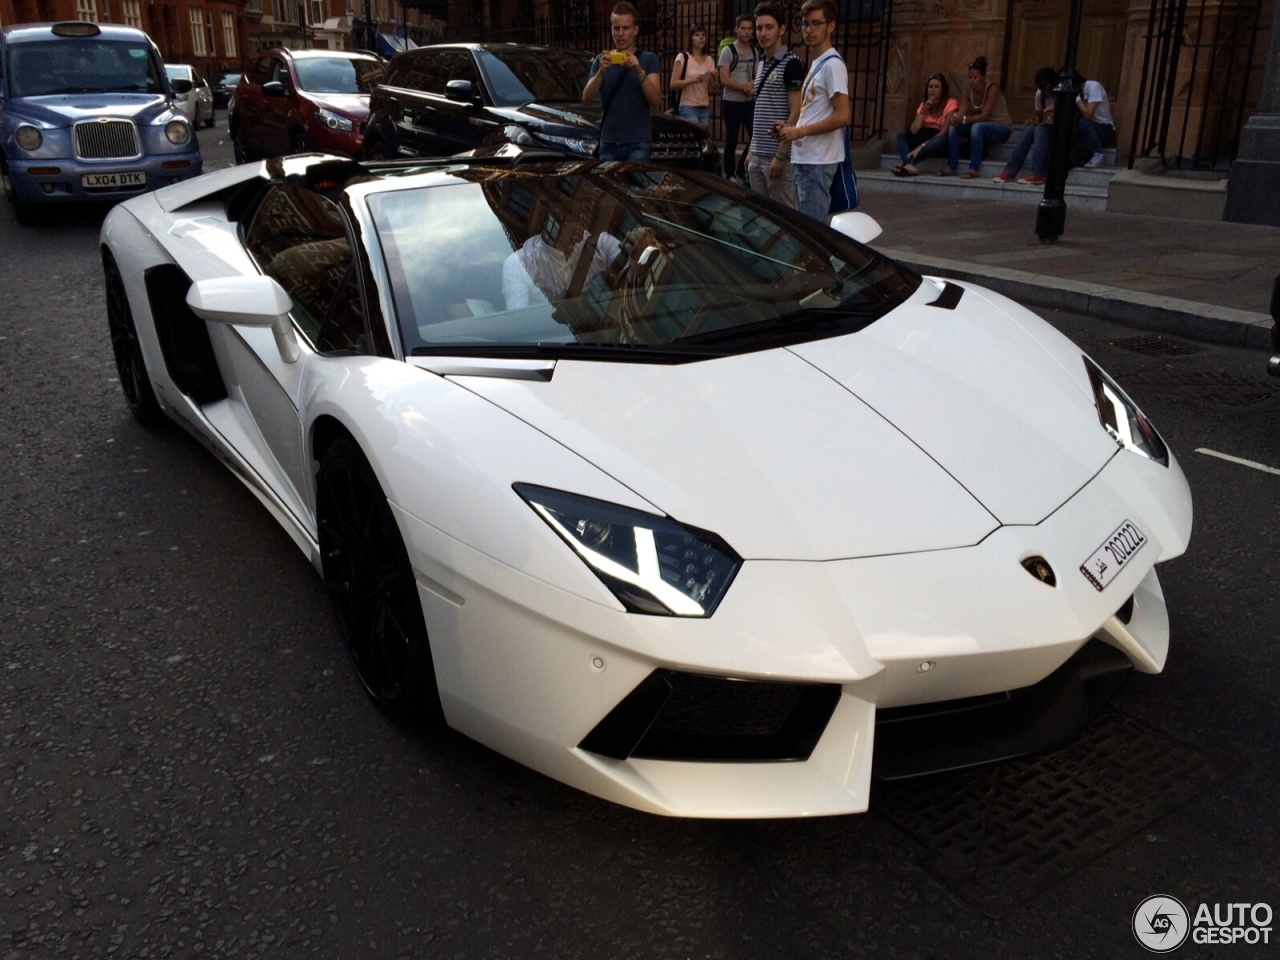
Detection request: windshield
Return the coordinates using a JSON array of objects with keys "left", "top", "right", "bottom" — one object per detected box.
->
[
  {"left": 9, "top": 38, "right": 163, "bottom": 96},
  {"left": 366, "top": 164, "right": 919, "bottom": 360},
  {"left": 477, "top": 48, "right": 593, "bottom": 106},
  {"left": 294, "top": 57, "right": 385, "bottom": 94}
]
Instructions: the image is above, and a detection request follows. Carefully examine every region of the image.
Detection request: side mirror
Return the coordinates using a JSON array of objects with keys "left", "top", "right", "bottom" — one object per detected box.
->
[
  {"left": 828, "top": 211, "right": 883, "bottom": 245},
  {"left": 186, "top": 276, "right": 300, "bottom": 363},
  {"left": 171, "top": 78, "right": 193, "bottom": 94},
  {"left": 445, "top": 79, "right": 479, "bottom": 105},
  {"left": 262, "top": 80, "right": 287, "bottom": 97}
]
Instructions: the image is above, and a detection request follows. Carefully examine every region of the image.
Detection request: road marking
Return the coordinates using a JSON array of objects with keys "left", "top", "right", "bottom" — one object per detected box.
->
[{"left": 1195, "top": 448, "right": 1280, "bottom": 476}]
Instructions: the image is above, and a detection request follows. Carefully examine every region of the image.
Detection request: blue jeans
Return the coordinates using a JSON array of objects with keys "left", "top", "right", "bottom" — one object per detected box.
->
[
  {"left": 793, "top": 161, "right": 839, "bottom": 222},
  {"left": 893, "top": 130, "right": 948, "bottom": 165},
  {"left": 598, "top": 141, "right": 651, "bottom": 162},
  {"left": 1003, "top": 124, "right": 1051, "bottom": 177},
  {"left": 947, "top": 121, "right": 1011, "bottom": 172},
  {"left": 678, "top": 104, "right": 709, "bottom": 127},
  {"left": 722, "top": 99, "right": 753, "bottom": 177},
  {"left": 1078, "top": 118, "right": 1116, "bottom": 156}
]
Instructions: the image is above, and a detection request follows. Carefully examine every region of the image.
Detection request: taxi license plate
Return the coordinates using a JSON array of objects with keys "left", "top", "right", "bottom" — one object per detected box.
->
[
  {"left": 1080, "top": 520, "right": 1147, "bottom": 592},
  {"left": 82, "top": 171, "right": 146, "bottom": 189}
]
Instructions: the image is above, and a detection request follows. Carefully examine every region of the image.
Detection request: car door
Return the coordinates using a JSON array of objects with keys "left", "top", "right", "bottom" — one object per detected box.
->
[
  {"left": 384, "top": 49, "right": 444, "bottom": 156},
  {"left": 205, "top": 183, "right": 374, "bottom": 529},
  {"left": 432, "top": 50, "right": 500, "bottom": 155},
  {"left": 259, "top": 56, "right": 296, "bottom": 155}
]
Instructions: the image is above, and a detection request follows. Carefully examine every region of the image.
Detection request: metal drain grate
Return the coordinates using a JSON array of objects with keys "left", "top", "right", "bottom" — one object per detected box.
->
[
  {"left": 1121, "top": 368, "right": 1280, "bottom": 406},
  {"left": 872, "top": 710, "right": 1231, "bottom": 914},
  {"left": 1105, "top": 334, "right": 1205, "bottom": 357}
]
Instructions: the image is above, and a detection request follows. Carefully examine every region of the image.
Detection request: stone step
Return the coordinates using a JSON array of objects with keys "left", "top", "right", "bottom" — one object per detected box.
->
[
  {"left": 874, "top": 154, "right": 1119, "bottom": 188},
  {"left": 856, "top": 167, "right": 1111, "bottom": 211}
]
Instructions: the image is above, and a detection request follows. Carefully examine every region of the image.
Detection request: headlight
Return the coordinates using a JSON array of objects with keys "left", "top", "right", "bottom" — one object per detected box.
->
[
  {"left": 532, "top": 132, "right": 597, "bottom": 155},
  {"left": 516, "top": 484, "right": 740, "bottom": 617},
  {"left": 316, "top": 108, "right": 354, "bottom": 132},
  {"left": 15, "top": 125, "right": 43, "bottom": 150},
  {"left": 1084, "top": 356, "right": 1168, "bottom": 466},
  {"left": 164, "top": 119, "right": 192, "bottom": 145}
]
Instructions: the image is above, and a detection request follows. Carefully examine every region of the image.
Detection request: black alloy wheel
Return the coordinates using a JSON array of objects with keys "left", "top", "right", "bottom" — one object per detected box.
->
[
  {"left": 231, "top": 122, "right": 254, "bottom": 164},
  {"left": 290, "top": 130, "right": 309, "bottom": 155},
  {"left": 317, "top": 438, "right": 443, "bottom": 724},
  {"left": 363, "top": 139, "right": 393, "bottom": 161},
  {"left": 103, "top": 253, "right": 160, "bottom": 424}
]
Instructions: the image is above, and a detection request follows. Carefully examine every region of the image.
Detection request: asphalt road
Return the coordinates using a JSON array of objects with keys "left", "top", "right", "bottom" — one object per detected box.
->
[{"left": 1, "top": 119, "right": 1278, "bottom": 958}]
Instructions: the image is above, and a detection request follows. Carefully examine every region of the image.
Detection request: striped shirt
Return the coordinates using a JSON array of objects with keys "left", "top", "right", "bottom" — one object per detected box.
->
[{"left": 750, "top": 47, "right": 805, "bottom": 157}]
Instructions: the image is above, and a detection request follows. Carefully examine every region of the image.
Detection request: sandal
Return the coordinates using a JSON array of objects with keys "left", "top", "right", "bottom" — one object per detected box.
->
[
  {"left": 936, "top": 168, "right": 956, "bottom": 177},
  {"left": 959, "top": 170, "right": 979, "bottom": 179},
  {"left": 901, "top": 165, "right": 919, "bottom": 177},
  {"left": 891, "top": 164, "right": 905, "bottom": 176}
]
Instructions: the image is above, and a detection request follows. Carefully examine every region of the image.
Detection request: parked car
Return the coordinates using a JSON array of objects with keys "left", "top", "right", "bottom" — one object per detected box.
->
[
  {"left": 211, "top": 70, "right": 241, "bottom": 109},
  {"left": 165, "top": 63, "right": 215, "bottom": 128},
  {"left": 229, "top": 48, "right": 385, "bottom": 161},
  {"left": 363, "top": 43, "right": 718, "bottom": 170},
  {"left": 0, "top": 20, "right": 201, "bottom": 225},
  {"left": 100, "top": 149, "right": 1193, "bottom": 817}
]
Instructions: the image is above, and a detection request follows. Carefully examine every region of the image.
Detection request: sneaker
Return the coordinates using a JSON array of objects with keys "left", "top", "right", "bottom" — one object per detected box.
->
[
  {"left": 1084, "top": 152, "right": 1105, "bottom": 168},
  {"left": 1018, "top": 174, "right": 1046, "bottom": 184},
  {"left": 992, "top": 171, "right": 1015, "bottom": 183}
]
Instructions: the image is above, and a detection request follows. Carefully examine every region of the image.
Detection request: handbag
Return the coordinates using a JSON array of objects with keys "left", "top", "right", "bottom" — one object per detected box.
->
[
  {"left": 828, "top": 125, "right": 860, "bottom": 214},
  {"left": 666, "top": 53, "right": 687, "bottom": 115}
]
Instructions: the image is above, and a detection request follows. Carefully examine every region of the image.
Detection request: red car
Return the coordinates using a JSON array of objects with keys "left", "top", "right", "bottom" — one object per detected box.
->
[{"left": 230, "top": 48, "right": 385, "bottom": 161}]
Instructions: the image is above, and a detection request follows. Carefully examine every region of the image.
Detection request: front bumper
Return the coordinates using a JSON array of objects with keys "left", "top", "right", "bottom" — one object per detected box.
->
[
  {"left": 396, "top": 449, "right": 1190, "bottom": 818},
  {"left": 8, "top": 153, "right": 203, "bottom": 205}
]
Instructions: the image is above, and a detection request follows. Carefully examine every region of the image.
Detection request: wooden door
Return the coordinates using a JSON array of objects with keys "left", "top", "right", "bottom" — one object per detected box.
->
[{"left": 1006, "top": 0, "right": 1128, "bottom": 122}]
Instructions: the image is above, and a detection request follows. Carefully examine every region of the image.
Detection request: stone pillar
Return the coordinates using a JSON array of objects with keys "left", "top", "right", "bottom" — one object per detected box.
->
[{"left": 1224, "top": 2, "right": 1280, "bottom": 225}]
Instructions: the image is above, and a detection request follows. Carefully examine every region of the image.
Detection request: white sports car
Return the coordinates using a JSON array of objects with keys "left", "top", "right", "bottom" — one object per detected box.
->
[{"left": 100, "top": 150, "right": 1193, "bottom": 818}]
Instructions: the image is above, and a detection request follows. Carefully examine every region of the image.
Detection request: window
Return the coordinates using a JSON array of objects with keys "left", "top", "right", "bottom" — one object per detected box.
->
[
  {"left": 222, "top": 13, "right": 237, "bottom": 58},
  {"left": 77, "top": 0, "right": 97, "bottom": 22},
  {"left": 246, "top": 186, "right": 367, "bottom": 354},
  {"left": 190, "top": 9, "right": 207, "bottom": 56},
  {"left": 310, "top": 0, "right": 325, "bottom": 25},
  {"left": 123, "top": 0, "right": 141, "bottom": 28}
]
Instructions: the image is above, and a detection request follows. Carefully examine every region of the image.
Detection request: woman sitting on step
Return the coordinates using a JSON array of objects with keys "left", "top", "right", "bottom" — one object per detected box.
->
[
  {"left": 941, "top": 56, "right": 1012, "bottom": 178},
  {"left": 891, "top": 72, "right": 957, "bottom": 176}
]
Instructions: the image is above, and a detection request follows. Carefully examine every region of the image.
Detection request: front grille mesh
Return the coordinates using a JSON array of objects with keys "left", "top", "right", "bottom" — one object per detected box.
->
[{"left": 74, "top": 119, "right": 142, "bottom": 160}]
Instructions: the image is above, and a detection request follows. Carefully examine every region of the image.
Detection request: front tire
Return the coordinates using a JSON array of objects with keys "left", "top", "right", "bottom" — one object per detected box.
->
[
  {"left": 290, "top": 130, "right": 309, "bottom": 155},
  {"left": 231, "top": 122, "right": 255, "bottom": 164},
  {"left": 317, "top": 438, "right": 443, "bottom": 724},
  {"left": 103, "top": 252, "right": 161, "bottom": 425}
]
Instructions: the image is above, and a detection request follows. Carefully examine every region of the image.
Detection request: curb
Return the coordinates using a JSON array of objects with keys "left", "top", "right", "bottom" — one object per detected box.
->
[{"left": 877, "top": 248, "right": 1275, "bottom": 352}]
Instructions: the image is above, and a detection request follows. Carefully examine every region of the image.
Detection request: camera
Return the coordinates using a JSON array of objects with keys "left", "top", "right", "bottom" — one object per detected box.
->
[{"left": 608, "top": 51, "right": 627, "bottom": 65}]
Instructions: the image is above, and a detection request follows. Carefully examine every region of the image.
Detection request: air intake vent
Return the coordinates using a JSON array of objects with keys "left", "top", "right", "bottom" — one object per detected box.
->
[{"left": 75, "top": 118, "right": 142, "bottom": 160}]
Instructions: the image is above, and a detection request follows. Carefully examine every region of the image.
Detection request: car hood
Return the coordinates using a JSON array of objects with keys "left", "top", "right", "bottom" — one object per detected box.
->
[
  {"left": 9, "top": 94, "right": 173, "bottom": 126},
  {"left": 308, "top": 93, "right": 371, "bottom": 118},
  {"left": 436, "top": 280, "right": 1120, "bottom": 561}
]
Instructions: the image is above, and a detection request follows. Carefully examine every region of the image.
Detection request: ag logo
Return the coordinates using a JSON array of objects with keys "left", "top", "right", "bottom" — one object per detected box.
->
[{"left": 1133, "top": 895, "right": 1190, "bottom": 952}]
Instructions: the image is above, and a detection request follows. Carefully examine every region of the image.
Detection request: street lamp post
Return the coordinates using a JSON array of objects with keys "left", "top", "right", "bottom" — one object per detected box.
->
[{"left": 1035, "top": 0, "right": 1084, "bottom": 243}]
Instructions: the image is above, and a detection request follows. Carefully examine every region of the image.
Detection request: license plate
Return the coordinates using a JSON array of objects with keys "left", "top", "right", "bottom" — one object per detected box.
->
[
  {"left": 82, "top": 171, "right": 146, "bottom": 189},
  {"left": 1080, "top": 520, "right": 1147, "bottom": 592}
]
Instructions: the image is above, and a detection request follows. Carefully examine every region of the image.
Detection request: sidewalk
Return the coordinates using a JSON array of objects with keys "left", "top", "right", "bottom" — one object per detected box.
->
[{"left": 857, "top": 189, "right": 1280, "bottom": 350}]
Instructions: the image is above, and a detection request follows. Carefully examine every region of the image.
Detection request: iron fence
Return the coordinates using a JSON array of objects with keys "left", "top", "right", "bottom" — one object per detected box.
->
[{"left": 1128, "top": 0, "right": 1265, "bottom": 171}]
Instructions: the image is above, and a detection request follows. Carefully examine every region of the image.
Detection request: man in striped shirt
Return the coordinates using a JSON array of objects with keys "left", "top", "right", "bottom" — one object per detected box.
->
[{"left": 743, "top": 2, "right": 804, "bottom": 207}]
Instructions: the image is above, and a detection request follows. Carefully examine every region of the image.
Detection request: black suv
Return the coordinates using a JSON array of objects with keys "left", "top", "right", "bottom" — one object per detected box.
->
[{"left": 364, "top": 43, "right": 717, "bottom": 170}]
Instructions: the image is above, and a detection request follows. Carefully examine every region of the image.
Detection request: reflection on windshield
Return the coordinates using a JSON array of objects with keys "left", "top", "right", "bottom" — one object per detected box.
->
[
  {"left": 294, "top": 57, "right": 385, "bottom": 94},
  {"left": 9, "top": 39, "right": 161, "bottom": 97},
  {"left": 478, "top": 49, "right": 593, "bottom": 105},
  {"left": 367, "top": 164, "right": 918, "bottom": 360}
]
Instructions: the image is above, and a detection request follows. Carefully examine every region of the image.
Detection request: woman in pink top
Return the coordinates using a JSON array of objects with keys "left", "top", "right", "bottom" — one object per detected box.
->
[
  {"left": 892, "top": 72, "right": 958, "bottom": 176},
  {"left": 670, "top": 24, "right": 719, "bottom": 128}
]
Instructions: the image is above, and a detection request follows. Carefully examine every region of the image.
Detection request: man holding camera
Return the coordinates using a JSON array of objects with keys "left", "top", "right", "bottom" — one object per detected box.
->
[{"left": 583, "top": 1, "right": 662, "bottom": 162}]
